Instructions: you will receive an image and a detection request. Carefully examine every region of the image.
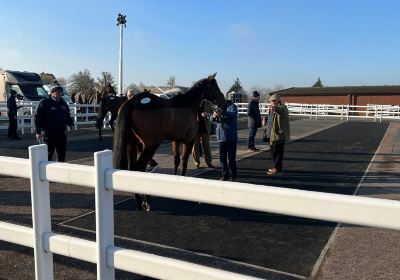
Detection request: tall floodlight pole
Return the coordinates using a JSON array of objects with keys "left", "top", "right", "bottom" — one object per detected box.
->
[{"left": 116, "top": 13, "right": 127, "bottom": 96}]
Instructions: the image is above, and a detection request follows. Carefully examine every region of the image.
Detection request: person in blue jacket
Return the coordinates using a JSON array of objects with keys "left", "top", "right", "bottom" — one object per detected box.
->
[{"left": 213, "top": 100, "right": 238, "bottom": 181}]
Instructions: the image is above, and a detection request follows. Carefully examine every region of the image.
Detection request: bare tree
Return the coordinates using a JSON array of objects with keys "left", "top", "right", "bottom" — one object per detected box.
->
[
  {"left": 250, "top": 86, "right": 273, "bottom": 102},
  {"left": 67, "top": 69, "right": 97, "bottom": 103},
  {"left": 96, "top": 71, "right": 116, "bottom": 92},
  {"left": 56, "top": 77, "right": 66, "bottom": 86},
  {"left": 272, "top": 84, "right": 285, "bottom": 91},
  {"left": 125, "top": 82, "right": 139, "bottom": 93},
  {"left": 40, "top": 72, "right": 56, "bottom": 84},
  {"left": 166, "top": 75, "right": 176, "bottom": 86},
  {"left": 138, "top": 82, "right": 146, "bottom": 91}
]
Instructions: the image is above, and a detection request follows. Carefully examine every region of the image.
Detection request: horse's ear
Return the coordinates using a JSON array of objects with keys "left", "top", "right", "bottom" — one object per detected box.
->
[{"left": 208, "top": 72, "right": 217, "bottom": 80}]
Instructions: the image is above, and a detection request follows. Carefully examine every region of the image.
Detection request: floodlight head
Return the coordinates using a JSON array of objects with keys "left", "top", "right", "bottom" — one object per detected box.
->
[{"left": 116, "top": 13, "right": 127, "bottom": 27}]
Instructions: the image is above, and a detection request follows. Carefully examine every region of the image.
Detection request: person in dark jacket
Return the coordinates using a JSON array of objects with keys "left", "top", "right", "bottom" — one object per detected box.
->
[
  {"left": 7, "top": 90, "right": 23, "bottom": 140},
  {"left": 247, "top": 91, "right": 262, "bottom": 151},
  {"left": 34, "top": 83, "right": 74, "bottom": 162},
  {"left": 213, "top": 100, "right": 238, "bottom": 181}
]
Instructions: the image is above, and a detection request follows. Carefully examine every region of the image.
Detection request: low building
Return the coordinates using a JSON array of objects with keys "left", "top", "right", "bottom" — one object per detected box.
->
[
  {"left": 270, "top": 86, "right": 400, "bottom": 106},
  {"left": 227, "top": 90, "right": 246, "bottom": 103},
  {"left": 142, "top": 86, "right": 188, "bottom": 96}
]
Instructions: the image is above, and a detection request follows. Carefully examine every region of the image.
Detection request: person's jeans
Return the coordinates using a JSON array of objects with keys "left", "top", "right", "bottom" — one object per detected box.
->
[
  {"left": 219, "top": 141, "right": 237, "bottom": 180},
  {"left": 247, "top": 127, "right": 258, "bottom": 148}
]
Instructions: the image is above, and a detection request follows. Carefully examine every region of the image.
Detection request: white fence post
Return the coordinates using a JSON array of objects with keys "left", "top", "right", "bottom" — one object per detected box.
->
[
  {"left": 31, "top": 103, "right": 35, "bottom": 133},
  {"left": 29, "top": 144, "right": 54, "bottom": 280},
  {"left": 94, "top": 150, "right": 115, "bottom": 280},
  {"left": 74, "top": 106, "right": 78, "bottom": 130}
]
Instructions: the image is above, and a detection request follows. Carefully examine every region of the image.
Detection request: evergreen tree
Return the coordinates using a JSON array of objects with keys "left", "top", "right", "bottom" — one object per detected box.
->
[
  {"left": 227, "top": 78, "right": 243, "bottom": 93},
  {"left": 312, "top": 77, "right": 324, "bottom": 88}
]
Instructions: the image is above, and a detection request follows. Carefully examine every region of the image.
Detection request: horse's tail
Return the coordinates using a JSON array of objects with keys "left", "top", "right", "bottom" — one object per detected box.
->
[{"left": 113, "top": 100, "right": 133, "bottom": 169}]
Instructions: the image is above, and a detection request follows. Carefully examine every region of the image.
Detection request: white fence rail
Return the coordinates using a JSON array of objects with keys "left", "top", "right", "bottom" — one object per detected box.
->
[
  {"left": 1, "top": 101, "right": 400, "bottom": 135},
  {"left": 0, "top": 145, "right": 400, "bottom": 279},
  {"left": 236, "top": 103, "right": 400, "bottom": 121},
  {"left": 0, "top": 101, "right": 102, "bottom": 134}
]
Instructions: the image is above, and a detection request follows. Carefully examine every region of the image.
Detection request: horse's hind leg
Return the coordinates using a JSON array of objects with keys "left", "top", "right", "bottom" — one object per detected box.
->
[
  {"left": 128, "top": 134, "right": 139, "bottom": 171},
  {"left": 172, "top": 141, "right": 180, "bottom": 175},
  {"left": 180, "top": 141, "right": 194, "bottom": 176},
  {"left": 134, "top": 145, "right": 159, "bottom": 211}
]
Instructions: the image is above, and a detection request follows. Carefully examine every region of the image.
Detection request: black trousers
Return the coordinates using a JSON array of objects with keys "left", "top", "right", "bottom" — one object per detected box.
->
[
  {"left": 44, "top": 132, "right": 67, "bottom": 162},
  {"left": 7, "top": 113, "right": 18, "bottom": 138},
  {"left": 218, "top": 141, "right": 237, "bottom": 180},
  {"left": 270, "top": 143, "right": 285, "bottom": 171}
]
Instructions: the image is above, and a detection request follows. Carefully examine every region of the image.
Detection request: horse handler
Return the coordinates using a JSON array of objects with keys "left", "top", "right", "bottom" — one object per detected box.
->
[{"left": 34, "top": 82, "right": 74, "bottom": 162}]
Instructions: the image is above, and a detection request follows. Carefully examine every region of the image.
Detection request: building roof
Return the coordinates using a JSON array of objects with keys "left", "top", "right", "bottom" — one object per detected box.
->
[
  {"left": 142, "top": 85, "right": 189, "bottom": 95},
  {"left": 271, "top": 85, "right": 400, "bottom": 96}
]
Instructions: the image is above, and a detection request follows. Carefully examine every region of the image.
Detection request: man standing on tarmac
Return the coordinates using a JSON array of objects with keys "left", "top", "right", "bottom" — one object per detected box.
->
[
  {"left": 247, "top": 91, "right": 262, "bottom": 151},
  {"left": 7, "top": 89, "right": 22, "bottom": 140},
  {"left": 34, "top": 82, "right": 74, "bottom": 162}
]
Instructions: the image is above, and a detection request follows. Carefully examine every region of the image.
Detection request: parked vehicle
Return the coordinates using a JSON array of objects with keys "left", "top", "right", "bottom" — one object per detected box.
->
[{"left": 0, "top": 70, "right": 48, "bottom": 102}]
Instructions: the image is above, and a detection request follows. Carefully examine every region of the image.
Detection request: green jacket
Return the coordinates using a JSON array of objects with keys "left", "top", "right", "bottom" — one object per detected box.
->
[{"left": 270, "top": 104, "right": 290, "bottom": 145}]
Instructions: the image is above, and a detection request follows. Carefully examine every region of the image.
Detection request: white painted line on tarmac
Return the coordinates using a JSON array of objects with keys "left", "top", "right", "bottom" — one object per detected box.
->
[{"left": 57, "top": 197, "right": 133, "bottom": 226}]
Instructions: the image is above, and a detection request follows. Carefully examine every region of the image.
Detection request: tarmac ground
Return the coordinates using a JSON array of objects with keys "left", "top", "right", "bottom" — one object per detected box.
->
[{"left": 0, "top": 117, "right": 399, "bottom": 280}]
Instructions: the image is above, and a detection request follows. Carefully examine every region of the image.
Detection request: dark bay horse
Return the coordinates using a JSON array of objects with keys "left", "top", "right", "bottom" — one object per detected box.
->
[
  {"left": 95, "top": 83, "right": 127, "bottom": 140},
  {"left": 112, "top": 73, "right": 226, "bottom": 210},
  {"left": 95, "top": 94, "right": 127, "bottom": 140}
]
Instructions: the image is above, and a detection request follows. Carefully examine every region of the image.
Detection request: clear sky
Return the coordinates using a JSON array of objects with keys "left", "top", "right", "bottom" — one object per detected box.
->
[{"left": 1, "top": 0, "right": 399, "bottom": 93}]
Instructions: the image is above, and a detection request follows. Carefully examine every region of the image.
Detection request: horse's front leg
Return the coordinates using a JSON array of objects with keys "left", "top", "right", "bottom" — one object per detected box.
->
[
  {"left": 172, "top": 141, "right": 181, "bottom": 175},
  {"left": 180, "top": 141, "right": 194, "bottom": 176},
  {"left": 109, "top": 112, "right": 117, "bottom": 132}
]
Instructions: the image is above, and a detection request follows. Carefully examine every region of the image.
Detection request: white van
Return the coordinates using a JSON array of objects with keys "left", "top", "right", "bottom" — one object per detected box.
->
[{"left": 0, "top": 70, "right": 48, "bottom": 102}]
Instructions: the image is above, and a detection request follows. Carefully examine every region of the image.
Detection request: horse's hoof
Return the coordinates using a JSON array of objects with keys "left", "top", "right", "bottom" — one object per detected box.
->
[{"left": 142, "top": 201, "right": 151, "bottom": 212}]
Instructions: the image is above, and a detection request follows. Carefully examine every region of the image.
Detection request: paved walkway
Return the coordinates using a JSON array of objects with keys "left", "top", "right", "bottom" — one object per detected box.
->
[{"left": 315, "top": 122, "right": 400, "bottom": 280}]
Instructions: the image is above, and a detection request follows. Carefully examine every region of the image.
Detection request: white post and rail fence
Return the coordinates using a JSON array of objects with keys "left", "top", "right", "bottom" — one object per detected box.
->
[
  {"left": 1, "top": 102, "right": 400, "bottom": 135},
  {"left": 0, "top": 145, "right": 399, "bottom": 279}
]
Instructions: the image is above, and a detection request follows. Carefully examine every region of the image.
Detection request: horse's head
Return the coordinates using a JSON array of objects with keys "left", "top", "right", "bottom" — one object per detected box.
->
[
  {"left": 202, "top": 73, "right": 226, "bottom": 107},
  {"left": 101, "top": 83, "right": 117, "bottom": 98}
]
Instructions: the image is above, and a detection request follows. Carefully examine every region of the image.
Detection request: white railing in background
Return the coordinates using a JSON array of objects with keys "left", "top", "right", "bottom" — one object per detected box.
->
[
  {"left": 0, "top": 145, "right": 399, "bottom": 279},
  {"left": 235, "top": 103, "right": 400, "bottom": 122},
  {"left": 0, "top": 101, "right": 110, "bottom": 134},
  {"left": 1, "top": 102, "right": 400, "bottom": 134}
]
